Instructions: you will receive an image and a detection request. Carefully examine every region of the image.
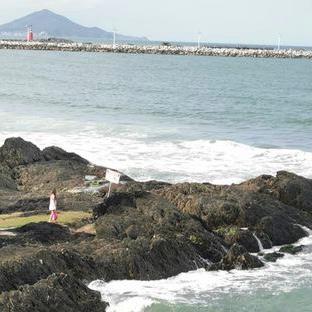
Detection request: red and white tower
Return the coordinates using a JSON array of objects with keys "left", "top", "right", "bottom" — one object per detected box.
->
[{"left": 26, "top": 25, "right": 34, "bottom": 42}]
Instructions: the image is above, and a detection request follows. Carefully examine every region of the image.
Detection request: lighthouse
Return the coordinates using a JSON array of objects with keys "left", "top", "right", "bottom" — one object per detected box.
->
[{"left": 26, "top": 25, "right": 34, "bottom": 42}]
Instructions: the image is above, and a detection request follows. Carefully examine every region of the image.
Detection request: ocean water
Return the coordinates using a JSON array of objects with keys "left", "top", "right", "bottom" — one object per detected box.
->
[
  {"left": 1, "top": 49, "right": 312, "bottom": 184},
  {"left": 90, "top": 228, "right": 312, "bottom": 312},
  {"left": 1, "top": 49, "right": 312, "bottom": 311}
]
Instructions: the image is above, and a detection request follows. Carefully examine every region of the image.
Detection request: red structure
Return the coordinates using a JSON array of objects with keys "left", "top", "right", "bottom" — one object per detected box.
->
[{"left": 26, "top": 26, "right": 34, "bottom": 42}]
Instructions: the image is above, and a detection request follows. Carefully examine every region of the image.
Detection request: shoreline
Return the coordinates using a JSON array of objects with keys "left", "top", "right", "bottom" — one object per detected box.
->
[
  {"left": 1, "top": 137, "right": 312, "bottom": 310},
  {"left": 1, "top": 40, "right": 312, "bottom": 59}
]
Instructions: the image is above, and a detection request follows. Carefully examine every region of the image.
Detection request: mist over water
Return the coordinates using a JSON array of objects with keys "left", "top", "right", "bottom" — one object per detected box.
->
[{"left": 1, "top": 49, "right": 312, "bottom": 311}]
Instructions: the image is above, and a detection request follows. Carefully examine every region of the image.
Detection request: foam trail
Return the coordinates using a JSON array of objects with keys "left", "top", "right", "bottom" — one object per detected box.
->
[{"left": 89, "top": 228, "right": 312, "bottom": 312}]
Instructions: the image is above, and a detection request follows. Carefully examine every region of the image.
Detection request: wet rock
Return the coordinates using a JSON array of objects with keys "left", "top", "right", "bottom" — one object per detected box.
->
[
  {"left": 0, "top": 138, "right": 43, "bottom": 169},
  {"left": 155, "top": 181, "right": 312, "bottom": 247},
  {"left": 279, "top": 244, "right": 304, "bottom": 255},
  {"left": 257, "top": 217, "right": 307, "bottom": 246},
  {"left": 0, "top": 273, "right": 108, "bottom": 312},
  {"left": 215, "top": 227, "right": 259, "bottom": 253},
  {"left": 272, "top": 171, "right": 312, "bottom": 214},
  {"left": 1, "top": 137, "right": 312, "bottom": 306},
  {"left": 93, "top": 191, "right": 226, "bottom": 279},
  {"left": 263, "top": 252, "right": 284, "bottom": 262},
  {"left": 108, "top": 236, "right": 204, "bottom": 280},
  {"left": 209, "top": 244, "right": 264, "bottom": 271},
  {"left": 0, "top": 248, "right": 98, "bottom": 293},
  {"left": 42, "top": 146, "right": 89, "bottom": 164},
  {"left": 254, "top": 232, "right": 272, "bottom": 249},
  {"left": 240, "top": 171, "right": 312, "bottom": 216}
]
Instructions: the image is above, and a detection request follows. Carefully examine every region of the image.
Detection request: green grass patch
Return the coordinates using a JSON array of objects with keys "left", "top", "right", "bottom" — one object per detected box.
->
[
  {"left": 213, "top": 226, "right": 240, "bottom": 239},
  {"left": 189, "top": 234, "right": 204, "bottom": 245},
  {"left": 0, "top": 211, "right": 91, "bottom": 230}
]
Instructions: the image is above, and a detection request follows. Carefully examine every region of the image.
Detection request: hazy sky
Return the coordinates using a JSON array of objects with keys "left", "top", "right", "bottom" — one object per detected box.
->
[{"left": 0, "top": 0, "right": 311, "bottom": 46}]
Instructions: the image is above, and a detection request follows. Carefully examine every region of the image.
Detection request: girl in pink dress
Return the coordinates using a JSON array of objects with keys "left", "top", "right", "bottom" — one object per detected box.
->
[{"left": 48, "top": 189, "right": 58, "bottom": 223}]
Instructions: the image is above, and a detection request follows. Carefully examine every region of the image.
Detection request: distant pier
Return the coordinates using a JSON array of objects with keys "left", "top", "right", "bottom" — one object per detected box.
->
[{"left": 1, "top": 40, "right": 312, "bottom": 59}]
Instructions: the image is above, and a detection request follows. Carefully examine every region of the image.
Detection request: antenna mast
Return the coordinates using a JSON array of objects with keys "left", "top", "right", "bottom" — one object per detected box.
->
[
  {"left": 197, "top": 31, "right": 202, "bottom": 49},
  {"left": 113, "top": 27, "right": 118, "bottom": 48},
  {"left": 277, "top": 34, "right": 281, "bottom": 50}
]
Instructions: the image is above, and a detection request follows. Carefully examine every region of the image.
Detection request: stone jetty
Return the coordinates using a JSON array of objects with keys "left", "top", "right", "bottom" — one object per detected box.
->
[{"left": 1, "top": 40, "right": 312, "bottom": 59}]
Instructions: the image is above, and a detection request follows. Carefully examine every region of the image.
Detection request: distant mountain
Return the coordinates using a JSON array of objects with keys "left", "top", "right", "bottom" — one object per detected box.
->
[{"left": 0, "top": 9, "right": 148, "bottom": 41}]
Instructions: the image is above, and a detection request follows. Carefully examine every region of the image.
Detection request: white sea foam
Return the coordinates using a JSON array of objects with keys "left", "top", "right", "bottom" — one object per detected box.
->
[
  {"left": 89, "top": 228, "right": 312, "bottom": 312},
  {"left": 1, "top": 129, "right": 312, "bottom": 185},
  {"left": 252, "top": 233, "right": 264, "bottom": 252}
]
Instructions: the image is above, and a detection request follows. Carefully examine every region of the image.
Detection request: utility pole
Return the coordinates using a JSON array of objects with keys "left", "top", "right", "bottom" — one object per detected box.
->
[
  {"left": 113, "top": 27, "right": 118, "bottom": 48},
  {"left": 277, "top": 34, "right": 281, "bottom": 50},
  {"left": 197, "top": 31, "right": 202, "bottom": 49}
]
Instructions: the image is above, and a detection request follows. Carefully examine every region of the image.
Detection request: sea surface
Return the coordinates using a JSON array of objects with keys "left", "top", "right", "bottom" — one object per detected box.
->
[{"left": 1, "top": 49, "right": 312, "bottom": 311}]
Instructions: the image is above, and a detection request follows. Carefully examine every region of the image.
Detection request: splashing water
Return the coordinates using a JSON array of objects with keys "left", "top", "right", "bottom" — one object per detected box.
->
[
  {"left": 252, "top": 233, "right": 264, "bottom": 252},
  {"left": 89, "top": 228, "right": 312, "bottom": 312}
]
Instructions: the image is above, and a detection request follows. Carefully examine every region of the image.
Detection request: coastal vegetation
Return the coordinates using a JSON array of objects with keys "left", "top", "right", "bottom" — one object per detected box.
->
[{"left": 0, "top": 211, "right": 90, "bottom": 229}]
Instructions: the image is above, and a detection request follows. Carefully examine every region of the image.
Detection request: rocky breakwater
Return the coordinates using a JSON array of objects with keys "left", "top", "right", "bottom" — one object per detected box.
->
[
  {"left": 0, "top": 137, "right": 312, "bottom": 310},
  {"left": 1, "top": 40, "right": 312, "bottom": 59}
]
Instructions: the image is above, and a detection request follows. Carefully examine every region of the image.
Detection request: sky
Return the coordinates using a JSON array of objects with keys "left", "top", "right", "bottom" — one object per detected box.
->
[{"left": 0, "top": 0, "right": 311, "bottom": 46}]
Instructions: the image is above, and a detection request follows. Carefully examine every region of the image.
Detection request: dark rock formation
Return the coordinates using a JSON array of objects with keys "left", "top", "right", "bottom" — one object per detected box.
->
[
  {"left": 270, "top": 171, "right": 312, "bottom": 214},
  {"left": 42, "top": 146, "right": 89, "bottom": 164},
  {"left": 279, "top": 244, "right": 304, "bottom": 255},
  {"left": 209, "top": 244, "right": 264, "bottom": 270},
  {"left": 15, "top": 222, "right": 72, "bottom": 244},
  {"left": 1, "top": 197, "right": 49, "bottom": 214},
  {"left": 0, "top": 137, "right": 43, "bottom": 169},
  {"left": 254, "top": 231, "right": 272, "bottom": 249},
  {"left": 93, "top": 191, "right": 226, "bottom": 280},
  {"left": 0, "top": 165, "right": 16, "bottom": 190},
  {"left": 215, "top": 227, "right": 259, "bottom": 253},
  {"left": 0, "top": 247, "right": 99, "bottom": 293},
  {"left": 154, "top": 180, "right": 311, "bottom": 249},
  {"left": 0, "top": 138, "right": 129, "bottom": 215},
  {"left": 0, "top": 137, "right": 312, "bottom": 309},
  {"left": 93, "top": 191, "right": 139, "bottom": 220},
  {"left": 263, "top": 252, "right": 284, "bottom": 262},
  {"left": 256, "top": 216, "right": 306, "bottom": 246},
  {"left": 239, "top": 171, "right": 312, "bottom": 215},
  {"left": 0, "top": 273, "right": 108, "bottom": 312}
]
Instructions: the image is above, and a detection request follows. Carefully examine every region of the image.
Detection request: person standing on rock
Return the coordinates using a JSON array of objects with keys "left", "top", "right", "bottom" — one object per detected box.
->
[{"left": 49, "top": 189, "right": 58, "bottom": 223}]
